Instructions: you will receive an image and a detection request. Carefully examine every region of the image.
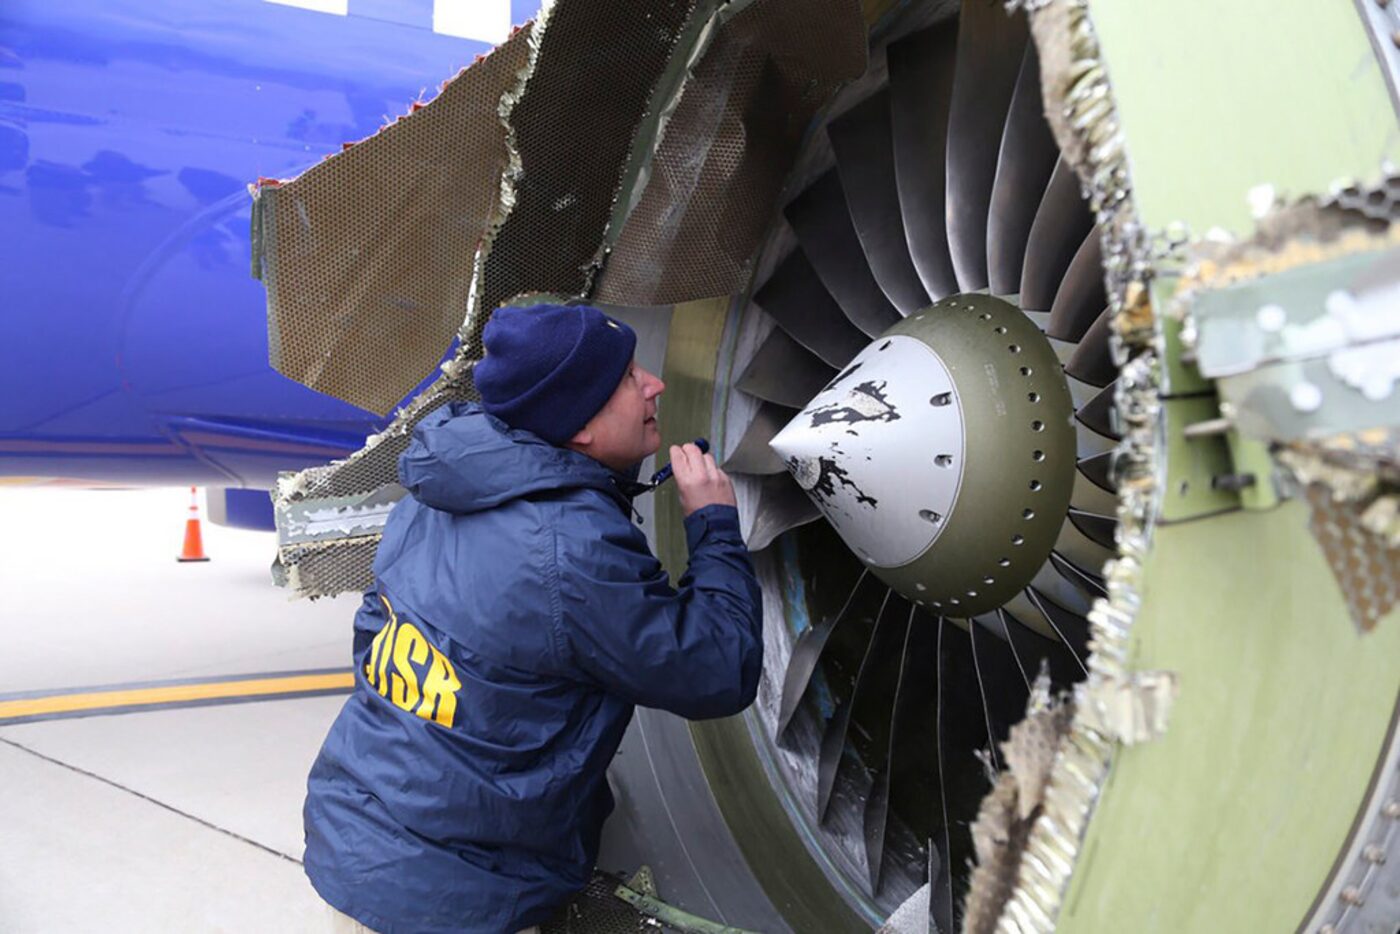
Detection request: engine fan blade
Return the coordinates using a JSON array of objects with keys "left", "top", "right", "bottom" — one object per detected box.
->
[
  {"left": 1065, "top": 373, "right": 1103, "bottom": 411},
  {"left": 818, "top": 587, "right": 899, "bottom": 821},
  {"left": 735, "top": 326, "right": 835, "bottom": 409},
  {"left": 784, "top": 171, "right": 902, "bottom": 337},
  {"left": 969, "top": 618, "right": 1033, "bottom": 771},
  {"left": 1071, "top": 468, "right": 1119, "bottom": 517},
  {"left": 1050, "top": 551, "right": 1107, "bottom": 598},
  {"left": 776, "top": 568, "right": 874, "bottom": 739},
  {"left": 1046, "top": 335, "right": 1078, "bottom": 368},
  {"left": 1065, "top": 306, "right": 1117, "bottom": 387},
  {"left": 989, "top": 609, "right": 1033, "bottom": 691},
  {"left": 829, "top": 89, "right": 931, "bottom": 315},
  {"left": 869, "top": 606, "right": 958, "bottom": 898},
  {"left": 745, "top": 473, "right": 823, "bottom": 552},
  {"left": 1020, "top": 157, "right": 1094, "bottom": 312},
  {"left": 987, "top": 42, "right": 1058, "bottom": 296},
  {"left": 1000, "top": 604, "right": 1086, "bottom": 689},
  {"left": 1077, "top": 421, "right": 1118, "bottom": 461},
  {"left": 850, "top": 602, "right": 914, "bottom": 894},
  {"left": 1077, "top": 449, "right": 1116, "bottom": 492},
  {"left": 756, "top": 250, "right": 869, "bottom": 368},
  {"left": 1023, "top": 587, "right": 1090, "bottom": 675},
  {"left": 945, "top": 0, "right": 1028, "bottom": 292},
  {"left": 724, "top": 402, "right": 797, "bottom": 476},
  {"left": 1053, "top": 515, "right": 1116, "bottom": 576},
  {"left": 1075, "top": 380, "right": 1120, "bottom": 439},
  {"left": 934, "top": 617, "right": 995, "bottom": 928},
  {"left": 888, "top": 20, "right": 959, "bottom": 302},
  {"left": 1030, "top": 562, "right": 1095, "bottom": 617},
  {"left": 1046, "top": 227, "right": 1106, "bottom": 342},
  {"left": 1001, "top": 589, "right": 1060, "bottom": 643},
  {"left": 1068, "top": 506, "right": 1117, "bottom": 550}
]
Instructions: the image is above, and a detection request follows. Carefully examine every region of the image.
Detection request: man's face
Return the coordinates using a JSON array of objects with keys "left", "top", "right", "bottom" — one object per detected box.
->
[{"left": 570, "top": 360, "right": 666, "bottom": 471}]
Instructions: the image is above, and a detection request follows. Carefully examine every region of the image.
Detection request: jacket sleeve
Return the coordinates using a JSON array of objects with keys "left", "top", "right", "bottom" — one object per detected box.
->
[{"left": 553, "top": 503, "right": 763, "bottom": 719}]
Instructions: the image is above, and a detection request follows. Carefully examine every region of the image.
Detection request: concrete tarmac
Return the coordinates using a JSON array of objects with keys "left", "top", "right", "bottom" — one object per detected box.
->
[{"left": 0, "top": 486, "right": 358, "bottom": 932}]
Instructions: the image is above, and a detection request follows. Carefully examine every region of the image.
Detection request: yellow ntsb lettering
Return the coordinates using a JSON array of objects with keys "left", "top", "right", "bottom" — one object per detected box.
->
[{"left": 364, "top": 596, "right": 462, "bottom": 728}]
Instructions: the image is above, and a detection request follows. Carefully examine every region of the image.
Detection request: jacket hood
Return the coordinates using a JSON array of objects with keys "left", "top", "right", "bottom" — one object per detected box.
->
[{"left": 398, "top": 403, "right": 638, "bottom": 515}]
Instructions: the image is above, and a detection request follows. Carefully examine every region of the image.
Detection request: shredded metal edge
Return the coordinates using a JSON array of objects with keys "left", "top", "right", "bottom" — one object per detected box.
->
[
  {"left": 976, "top": 1, "right": 1174, "bottom": 930},
  {"left": 270, "top": 12, "right": 555, "bottom": 597},
  {"left": 463, "top": 0, "right": 556, "bottom": 344}
]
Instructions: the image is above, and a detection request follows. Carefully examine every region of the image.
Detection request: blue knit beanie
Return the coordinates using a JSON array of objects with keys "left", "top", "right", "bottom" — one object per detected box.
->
[{"left": 474, "top": 304, "right": 638, "bottom": 444}]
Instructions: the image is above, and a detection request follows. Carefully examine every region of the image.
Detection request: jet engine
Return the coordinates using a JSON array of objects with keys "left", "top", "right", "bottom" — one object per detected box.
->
[{"left": 251, "top": 0, "right": 1400, "bottom": 930}]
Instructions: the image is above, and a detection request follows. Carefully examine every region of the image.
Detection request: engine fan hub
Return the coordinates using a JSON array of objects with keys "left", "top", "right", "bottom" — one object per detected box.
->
[{"left": 769, "top": 293, "right": 1077, "bottom": 616}]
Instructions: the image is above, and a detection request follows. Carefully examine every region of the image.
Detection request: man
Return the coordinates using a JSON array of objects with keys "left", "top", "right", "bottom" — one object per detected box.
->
[{"left": 303, "top": 303, "right": 763, "bottom": 933}]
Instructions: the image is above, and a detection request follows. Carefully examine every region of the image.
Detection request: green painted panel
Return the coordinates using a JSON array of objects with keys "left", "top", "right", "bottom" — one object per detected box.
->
[
  {"left": 1087, "top": 0, "right": 1400, "bottom": 237},
  {"left": 1153, "top": 277, "right": 1211, "bottom": 398},
  {"left": 1158, "top": 395, "right": 1240, "bottom": 522},
  {"left": 654, "top": 297, "right": 730, "bottom": 581},
  {"left": 1057, "top": 502, "right": 1400, "bottom": 932}
]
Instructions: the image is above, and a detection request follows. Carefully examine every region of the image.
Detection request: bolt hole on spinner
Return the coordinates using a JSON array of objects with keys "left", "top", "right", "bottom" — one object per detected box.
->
[{"left": 769, "top": 294, "right": 1075, "bottom": 617}]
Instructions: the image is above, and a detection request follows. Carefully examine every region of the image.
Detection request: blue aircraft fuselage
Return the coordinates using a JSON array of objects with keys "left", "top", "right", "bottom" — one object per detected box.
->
[{"left": 0, "top": 0, "right": 539, "bottom": 488}]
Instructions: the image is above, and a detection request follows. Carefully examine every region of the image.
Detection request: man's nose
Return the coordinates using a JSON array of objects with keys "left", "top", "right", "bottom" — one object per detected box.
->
[{"left": 644, "top": 368, "right": 665, "bottom": 397}]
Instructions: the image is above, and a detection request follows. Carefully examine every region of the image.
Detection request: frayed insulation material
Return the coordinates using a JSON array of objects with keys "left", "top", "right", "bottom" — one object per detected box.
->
[
  {"left": 265, "top": 0, "right": 865, "bottom": 600},
  {"left": 251, "top": 26, "right": 533, "bottom": 415}
]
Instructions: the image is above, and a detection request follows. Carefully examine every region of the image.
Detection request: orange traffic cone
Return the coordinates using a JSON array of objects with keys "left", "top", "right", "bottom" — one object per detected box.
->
[{"left": 177, "top": 486, "right": 210, "bottom": 563}]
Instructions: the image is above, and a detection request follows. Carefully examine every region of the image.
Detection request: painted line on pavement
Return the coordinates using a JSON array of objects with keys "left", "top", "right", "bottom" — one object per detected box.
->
[{"left": 0, "top": 668, "right": 354, "bottom": 726}]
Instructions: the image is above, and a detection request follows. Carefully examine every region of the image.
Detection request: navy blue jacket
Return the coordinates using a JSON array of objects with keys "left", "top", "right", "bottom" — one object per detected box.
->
[{"left": 303, "top": 403, "right": 762, "bottom": 933}]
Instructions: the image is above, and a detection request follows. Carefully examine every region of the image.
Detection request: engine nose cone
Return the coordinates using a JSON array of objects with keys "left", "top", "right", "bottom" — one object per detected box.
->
[
  {"left": 770, "top": 294, "right": 1078, "bottom": 616},
  {"left": 769, "top": 335, "right": 965, "bottom": 567}
]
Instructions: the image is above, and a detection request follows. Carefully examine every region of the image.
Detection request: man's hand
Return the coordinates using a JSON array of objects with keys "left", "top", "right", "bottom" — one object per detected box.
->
[{"left": 670, "top": 443, "right": 736, "bottom": 517}]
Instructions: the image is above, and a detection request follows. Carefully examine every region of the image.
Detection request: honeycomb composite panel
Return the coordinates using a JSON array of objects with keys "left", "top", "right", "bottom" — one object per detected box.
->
[{"left": 253, "top": 0, "right": 867, "bottom": 598}]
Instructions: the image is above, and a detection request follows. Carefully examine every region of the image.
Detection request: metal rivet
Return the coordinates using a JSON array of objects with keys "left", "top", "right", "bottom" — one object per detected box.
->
[
  {"left": 1023, "top": 508, "right": 1035, "bottom": 519},
  {"left": 931, "top": 392, "right": 952, "bottom": 407},
  {"left": 995, "top": 326, "right": 1007, "bottom": 334},
  {"left": 1012, "top": 535, "right": 1025, "bottom": 545},
  {"left": 967, "top": 590, "right": 978, "bottom": 597},
  {"left": 980, "top": 313, "right": 992, "bottom": 320},
  {"left": 1008, "top": 344, "right": 1021, "bottom": 354},
  {"left": 1325, "top": 289, "right": 1357, "bottom": 318},
  {"left": 1020, "top": 366, "right": 1032, "bottom": 376},
  {"left": 1392, "top": 27, "right": 1400, "bottom": 48},
  {"left": 1319, "top": 925, "right": 1337, "bottom": 934},
  {"left": 1340, "top": 886, "right": 1364, "bottom": 906},
  {"left": 1383, "top": 799, "right": 1400, "bottom": 819},
  {"left": 1362, "top": 844, "right": 1385, "bottom": 864},
  {"left": 983, "top": 577, "right": 994, "bottom": 585},
  {"left": 1032, "top": 450, "right": 1046, "bottom": 461},
  {"left": 916, "top": 582, "right": 927, "bottom": 592},
  {"left": 1032, "top": 420, "right": 1044, "bottom": 431},
  {"left": 950, "top": 597, "right": 960, "bottom": 605},
  {"left": 1255, "top": 304, "right": 1286, "bottom": 332},
  {"left": 935, "top": 454, "right": 954, "bottom": 467},
  {"left": 998, "top": 558, "right": 1011, "bottom": 567},
  {"left": 1030, "top": 480, "right": 1042, "bottom": 491},
  {"left": 919, "top": 509, "right": 943, "bottom": 524},
  {"left": 1028, "top": 392, "right": 1041, "bottom": 403}
]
